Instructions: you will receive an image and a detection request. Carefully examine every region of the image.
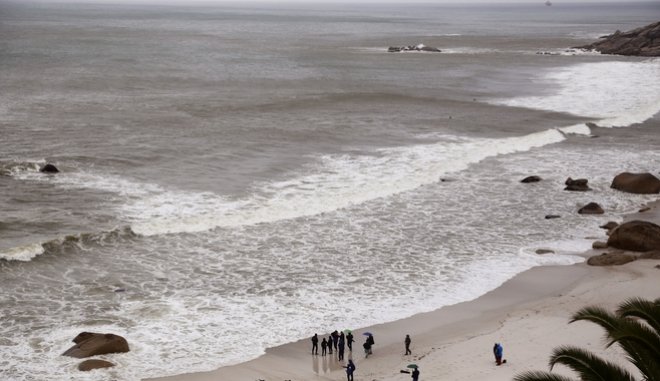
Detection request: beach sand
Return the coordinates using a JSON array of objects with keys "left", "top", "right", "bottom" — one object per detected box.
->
[{"left": 148, "top": 203, "right": 659, "bottom": 381}]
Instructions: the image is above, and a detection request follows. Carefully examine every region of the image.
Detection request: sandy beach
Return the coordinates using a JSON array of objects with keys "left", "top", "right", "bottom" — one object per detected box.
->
[{"left": 148, "top": 203, "right": 659, "bottom": 381}]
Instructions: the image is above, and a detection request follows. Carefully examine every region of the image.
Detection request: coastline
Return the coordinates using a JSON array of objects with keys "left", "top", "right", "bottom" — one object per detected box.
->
[{"left": 146, "top": 202, "right": 659, "bottom": 381}]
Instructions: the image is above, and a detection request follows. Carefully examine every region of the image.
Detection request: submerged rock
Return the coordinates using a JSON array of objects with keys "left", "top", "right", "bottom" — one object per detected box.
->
[
  {"left": 78, "top": 359, "right": 115, "bottom": 371},
  {"left": 578, "top": 202, "right": 604, "bottom": 215},
  {"left": 575, "top": 21, "right": 660, "bottom": 57},
  {"left": 62, "top": 332, "right": 129, "bottom": 358},
  {"left": 388, "top": 44, "right": 441, "bottom": 53},
  {"left": 39, "top": 163, "right": 59, "bottom": 173},
  {"left": 520, "top": 175, "right": 541, "bottom": 183},
  {"left": 564, "top": 177, "right": 590, "bottom": 191}
]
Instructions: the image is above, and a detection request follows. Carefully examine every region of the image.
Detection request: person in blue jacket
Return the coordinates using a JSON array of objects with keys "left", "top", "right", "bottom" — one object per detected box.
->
[
  {"left": 493, "top": 343, "right": 503, "bottom": 365},
  {"left": 344, "top": 359, "right": 356, "bottom": 381}
]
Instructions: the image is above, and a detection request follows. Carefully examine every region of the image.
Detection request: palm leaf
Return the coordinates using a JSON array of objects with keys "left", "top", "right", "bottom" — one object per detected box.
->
[
  {"left": 548, "top": 345, "right": 636, "bottom": 381},
  {"left": 616, "top": 297, "right": 660, "bottom": 335},
  {"left": 513, "top": 371, "right": 575, "bottom": 381}
]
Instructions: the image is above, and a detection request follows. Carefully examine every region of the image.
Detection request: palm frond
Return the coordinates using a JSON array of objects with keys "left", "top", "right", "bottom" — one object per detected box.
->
[
  {"left": 513, "top": 371, "right": 576, "bottom": 381},
  {"left": 549, "top": 345, "right": 636, "bottom": 381},
  {"left": 617, "top": 297, "right": 660, "bottom": 334},
  {"left": 570, "top": 306, "right": 620, "bottom": 333}
]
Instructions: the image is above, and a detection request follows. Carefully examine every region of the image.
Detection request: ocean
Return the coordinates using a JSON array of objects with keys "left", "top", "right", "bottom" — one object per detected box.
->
[{"left": 1, "top": 1, "right": 659, "bottom": 380}]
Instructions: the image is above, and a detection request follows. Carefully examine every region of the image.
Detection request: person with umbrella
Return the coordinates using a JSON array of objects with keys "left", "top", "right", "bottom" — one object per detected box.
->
[{"left": 411, "top": 366, "right": 420, "bottom": 381}]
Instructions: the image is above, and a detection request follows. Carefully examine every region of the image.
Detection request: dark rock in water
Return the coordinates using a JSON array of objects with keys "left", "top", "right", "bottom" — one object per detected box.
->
[
  {"left": 521, "top": 175, "right": 541, "bottom": 183},
  {"left": 607, "top": 220, "right": 660, "bottom": 252},
  {"left": 535, "top": 249, "right": 554, "bottom": 255},
  {"left": 78, "top": 359, "right": 115, "bottom": 371},
  {"left": 545, "top": 214, "right": 561, "bottom": 219},
  {"left": 639, "top": 207, "right": 651, "bottom": 213},
  {"left": 574, "top": 21, "right": 660, "bottom": 56},
  {"left": 578, "top": 202, "right": 604, "bottom": 215},
  {"left": 114, "top": 288, "right": 126, "bottom": 293},
  {"left": 587, "top": 252, "right": 636, "bottom": 266},
  {"left": 564, "top": 177, "right": 590, "bottom": 191},
  {"left": 62, "top": 332, "right": 129, "bottom": 358},
  {"left": 611, "top": 172, "right": 660, "bottom": 194},
  {"left": 388, "top": 44, "right": 441, "bottom": 53},
  {"left": 39, "top": 163, "right": 59, "bottom": 173}
]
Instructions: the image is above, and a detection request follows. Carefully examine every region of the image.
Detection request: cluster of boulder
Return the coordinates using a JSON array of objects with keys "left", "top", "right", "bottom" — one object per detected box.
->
[
  {"left": 388, "top": 44, "right": 441, "bottom": 53},
  {"left": 575, "top": 21, "right": 660, "bottom": 57},
  {"left": 521, "top": 172, "right": 660, "bottom": 266},
  {"left": 62, "top": 332, "right": 130, "bottom": 372}
]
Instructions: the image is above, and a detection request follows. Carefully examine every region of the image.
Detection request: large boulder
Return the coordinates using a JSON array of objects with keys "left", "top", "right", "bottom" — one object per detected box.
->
[
  {"left": 587, "top": 252, "right": 636, "bottom": 266},
  {"left": 62, "top": 332, "right": 129, "bottom": 358},
  {"left": 578, "top": 202, "right": 604, "bottom": 215},
  {"left": 575, "top": 21, "right": 660, "bottom": 56},
  {"left": 607, "top": 220, "right": 660, "bottom": 252},
  {"left": 610, "top": 172, "right": 660, "bottom": 194},
  {"left": 78, "top": 359, "right": 115, "bottom": 371},
  {"left": 564, "top": 177, "right": 590, "bottom": 191}
]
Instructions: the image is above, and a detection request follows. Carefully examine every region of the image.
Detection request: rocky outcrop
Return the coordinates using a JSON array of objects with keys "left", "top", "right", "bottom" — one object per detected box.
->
[
  {"left": 607, "top": 220, "right": 660, "bottom": 252},
  {"left": 62, "top": 332, "right": 129, "bottom": 358},
  {"left": 388, "top": 44, "right": 441, "bottom": 53},
  {"left": 564, "top": 177, "right": 590, "bottom": 191},
  {"left": 610, "top": 172, "right": 660, "bottom": 194},
  {"left": 78, "top": 359, "right": 115, "bottom": 371},
  {"left": 575, "top": 21, "right": 660, "bottom": 57},
  {"left": 587, "top": 252, "right": 636, "bottom": 266},
  {"left": 521, "top": 175, "right": 541, "bottom": 183},
  {"left": 578, "top": 202, "right": 604, "bottom": 215},
  {"left": 39, "top": 164, "right": 59, "bottom": 173}
]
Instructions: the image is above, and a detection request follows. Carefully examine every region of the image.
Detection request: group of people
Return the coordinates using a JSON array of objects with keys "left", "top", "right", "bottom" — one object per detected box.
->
[{"left": 311, "top": 330, "right": 357, "bottom": 361}]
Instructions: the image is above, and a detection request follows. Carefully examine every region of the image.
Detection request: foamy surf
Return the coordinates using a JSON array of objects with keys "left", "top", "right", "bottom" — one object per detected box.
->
[
  {"left": 490, "top": 59, "right": 660, "bottom": 127},
  {"left": 130, "top": 127, "right": 586, "bottom": 236}
]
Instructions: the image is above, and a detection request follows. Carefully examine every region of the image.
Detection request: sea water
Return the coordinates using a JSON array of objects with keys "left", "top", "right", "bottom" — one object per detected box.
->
[{"left": 1, "top": 2, "right": 660, "bottom": 380}]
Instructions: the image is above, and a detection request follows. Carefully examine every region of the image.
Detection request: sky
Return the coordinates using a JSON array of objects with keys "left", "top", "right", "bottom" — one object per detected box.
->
[{"left": 19, "top": 0, "right": 635, "bottom": 3}]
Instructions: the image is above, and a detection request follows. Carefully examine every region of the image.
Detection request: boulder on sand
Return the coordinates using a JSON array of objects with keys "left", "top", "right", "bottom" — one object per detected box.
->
[
  {"left": 587, "top": 252, "right": 636, "bottom": 266},
  {"left": 62, "top": 332, "right": 129, "bottom": 359},
  {"left": 607, "top": 220, "right": 660, "bottom": 252},
  {"left": 610, "top": 172, "right": 660, "bottom": 194}
]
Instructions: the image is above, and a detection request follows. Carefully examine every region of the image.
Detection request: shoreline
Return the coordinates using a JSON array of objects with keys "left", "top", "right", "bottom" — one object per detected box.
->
[
  {"left": 147, "top": 260, "right": 659, "bottom": 381},
  {"left": 147, "top": 200, "right": 659, "bottom": 381}
]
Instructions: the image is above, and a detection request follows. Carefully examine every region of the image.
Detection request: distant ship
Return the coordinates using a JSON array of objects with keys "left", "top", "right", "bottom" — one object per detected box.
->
[{"left": 545, "top": 0, "right": 552, "bottom": 5}]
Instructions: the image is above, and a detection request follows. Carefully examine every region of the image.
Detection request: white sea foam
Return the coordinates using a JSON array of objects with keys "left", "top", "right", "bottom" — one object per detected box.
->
[
  {"left": 490, "top": 59, "right": 660, "bottom": 127},
  {"left": 129, "top": 127, "right": 573, "bottom": 236},
  {"left": 0, "top": 243, "right": 45, "bottom": 261}
]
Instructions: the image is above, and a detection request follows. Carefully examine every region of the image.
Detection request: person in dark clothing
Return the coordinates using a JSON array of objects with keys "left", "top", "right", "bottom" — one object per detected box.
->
[
  {"left": 405, "top": 334, "right": 412, "bottom": 355},
  {"left": 363, "top": 340, "right": 372, "bottom": 358},
  {"left": 411, "top": 367, "right": 420, "bottom": 381},
  {"left": 332, "top": 330, "right": 339, "bottom": 351},
  {"left": 311, "top": 334, "right": 319, "bottom": 355},
  {"left": 366, "top": 334, "right": 374, "bottom": 355},
  {"left": 493, "top": 343, "right": 503, "bottom": 365},
  {"left": 338, "top": 335, "right": 345, "bottom": 361},
  {"left": 346, "top": 332, "right": 354, "bottom": 351},
  {"left": 343, "top": 359, "right": 356, "bottom": 381},
  {"left": 328, "top": 335, "right": 333, "bottom": 354},
  {"left": 321, "top": 338, "right": 328, "bottom": 356}
]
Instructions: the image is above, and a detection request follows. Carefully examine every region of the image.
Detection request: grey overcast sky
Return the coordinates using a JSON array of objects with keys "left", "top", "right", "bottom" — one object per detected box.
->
[{"left": 29, "top": 0, "right": 636, "bottom": 3}]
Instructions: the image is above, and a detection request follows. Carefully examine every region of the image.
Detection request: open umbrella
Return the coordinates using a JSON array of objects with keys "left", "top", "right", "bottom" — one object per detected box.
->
[
  {"left": 407, "top": 364, "right": 418, "bottom": 369},
  {"left": 362, "top": 332, "right": 373, "bottom": 336},
  {"left": 343, "top": 329, "right": 352, "bottom": 334}
]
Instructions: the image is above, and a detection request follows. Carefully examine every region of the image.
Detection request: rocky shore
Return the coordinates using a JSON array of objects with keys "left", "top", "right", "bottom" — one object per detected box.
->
[{"left": 576, "top": 21, "right": 660, "bottom": 56}]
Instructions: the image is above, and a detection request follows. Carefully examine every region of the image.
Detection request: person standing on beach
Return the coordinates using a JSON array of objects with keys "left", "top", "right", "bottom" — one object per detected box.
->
[
  {"left": 411, "top": 367, "right": 420, "bottom": 381},
  {"left": 321, "top": 337, "right": 328, "bottom": 356},
  {"left": 343, "top": 359, "right": 356, "bottom": 381},
  {"left": 328, "top": 334, "right": 333, "bottom": 355},
  {"left": 366, "top": 334, "right": 374, "bottom": 355},
  {"left": 311, "top": 333, "right": 319, "bottom": 355},
  {"left": 338, "top": 334, "right": 345, "bottom": 361},
  {"left": 405, "top": 334, "right": 412, "bottom": 355},
  {"left": 332, "top": 330, "right": 339, "bottom": 352},
  {"left": 346, "top": 332, "right": 354, "bottom": 351},
  {"left": 493, "top": 343, "right": 503, "bottom": 365}
]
